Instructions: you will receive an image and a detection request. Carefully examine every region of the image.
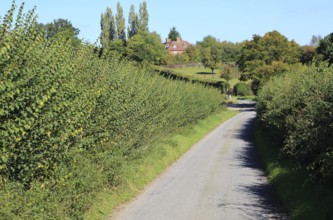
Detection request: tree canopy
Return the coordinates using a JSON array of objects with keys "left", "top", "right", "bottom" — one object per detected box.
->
[
  {"left": 127, "top": 4, "right": 138, "bottom": 38},
  {"left": 168, "top": 26, "right": 181, "bottom": 41},
  {"left": 100, "top": 7, "right": 116, "bottom": 48},
  {"left": 126, "top": 31, "right": 166, "bottom": 65},
  {"left": 237, "top": 31, "right": 302, "bottom": 94},
  {"left": 116, "top": 2, "right": 126, "bottom": 41},
  {"left": 197, "top": 36, "right": 222, "bottom": 74},
  {"left": 317, "top": 32, "right": 333, "bottom": 66},
  {"left": 41, "top": 18, "right": 80, "bottom": 40},
  {"left": 138, "top": 0, "right": 149, "bottom": 32}
]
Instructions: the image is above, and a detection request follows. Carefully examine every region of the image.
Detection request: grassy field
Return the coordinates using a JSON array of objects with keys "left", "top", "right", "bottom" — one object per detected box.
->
[
  {"left": 254, "top": 121, "right": 333, "bottom": 220},
  {"left": 85, "top": 110, "right": 238, "bottom": 219},
  {"left": 159, "top": 66, "right": 240, "bottom": 87}
]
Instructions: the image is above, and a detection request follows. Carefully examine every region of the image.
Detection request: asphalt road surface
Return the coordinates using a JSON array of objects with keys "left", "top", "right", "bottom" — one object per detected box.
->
[{"left": 112, "top": 101, "right": 287, "bottom": 220}]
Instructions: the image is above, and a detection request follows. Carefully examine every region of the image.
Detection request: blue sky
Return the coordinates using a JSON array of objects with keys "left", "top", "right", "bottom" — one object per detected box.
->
[{"left": 1, "top": 0, "right": 332, "bottom": 45}]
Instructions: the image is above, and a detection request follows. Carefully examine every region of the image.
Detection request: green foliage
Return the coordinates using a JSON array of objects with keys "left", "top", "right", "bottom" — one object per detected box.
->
[
  {"left": 201, "top": 46, "right": 222, "bottom": 74},
  {"left": 165, "top": 52, "right": 190, "bottom": 65},
  {"left": 0, "top": 3, "right": 82, "bottom": 186},
  {"left": 197, "top": 35, "right": 218, "bottom": 48},
  {"left": 310, "top": 35, "right": 322, "bottom": 47},
  {"left": 237, "top": 31, "right": 302, "bottom": 94},
  {"left": 219, "top": 63, "right": 241, "bottom": 81},
  {"left": 115, "top": 2, "right": 126, "bottom": 41},
  {"left": 251, "top": 61, "right": 290, "bottom": 95},
  {"left": 168, "top": 26, "right": 181, "bottom": 41},
  {"left": 300, "top": 46, "right": 317, "bottom": 65},
  {"left": 220, "top": 71, "right": 231, "bottom": 81},
  {"left": 196, "top": 36, "right": 242, "bottom": 73},
  {"left": 41, "top": 18, "right": 80, "bottom": 40},
  {"left": 103, "top": 39, "right": 126, "bottom": 58},
  {"left": 254, "top": 121, "right": 333, "bottom": 220},
  {"left": 218, "top": 41, "right": 243, "bottom": 63},
  {"left": 127, "top": 4, "right": 138, "bottom": 38},
  {"left": 317, "top": 32, "right": 333, "bottom": 66},
  {"left": 256, "top": 65, "right": 333, "bottom": 183},
  {"left": 100, "top": 7, "right": 116, "bottom": 48},
  {"left": 233, "top": 82, "right": 251, "bottom": 96},
  {"left": 0, "top": 3, "right": 223, "bottom": 218},
  {"left": 138, "top": 0, "right": 149, "bottom": 32},
  {"left": 126, "top": 30, "right": 166, "bottom": 64},
  {"left": 185, "top": 45, "right": 201, "bottom": 63}
]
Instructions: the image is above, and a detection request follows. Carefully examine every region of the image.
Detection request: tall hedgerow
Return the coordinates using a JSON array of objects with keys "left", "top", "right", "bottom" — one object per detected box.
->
[
  {"left": 0, "top": 2, "right": 223, "bottom": 218},
  {"left": 256, "top": 65, "right": 333, "bottom": 183}
]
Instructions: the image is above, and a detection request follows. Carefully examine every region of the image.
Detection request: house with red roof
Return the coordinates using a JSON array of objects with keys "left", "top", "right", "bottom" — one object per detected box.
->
[{"left": 164, "top": 37, "right": 192, "bottom": 55}]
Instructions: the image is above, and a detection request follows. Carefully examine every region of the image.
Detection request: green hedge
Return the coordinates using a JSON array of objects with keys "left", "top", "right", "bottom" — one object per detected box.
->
[
  {"left": 0, "top": 4, "right": 223, "bottom": 219},
  {"left": 256, "top": 65, "right": 333, "bottom": 183},
  {"left": 233, "top": 82, "right": 252, "bottom": 96}
]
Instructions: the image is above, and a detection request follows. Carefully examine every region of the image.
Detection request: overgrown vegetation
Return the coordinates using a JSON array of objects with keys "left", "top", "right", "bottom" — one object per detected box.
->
[
  {"left": 256, "top": 65, "right": 333, "bottom": 183},
  {"left": 254, "top": 121, "right": 333, "bottom": 220},
  {"left": 0, "top": 3, "right": 224, "bottom": 219}
]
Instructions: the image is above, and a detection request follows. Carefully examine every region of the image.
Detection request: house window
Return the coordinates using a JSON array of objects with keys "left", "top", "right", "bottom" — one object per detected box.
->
[{"left": 173, "top": 45, "right": 177, "bottom": 49}]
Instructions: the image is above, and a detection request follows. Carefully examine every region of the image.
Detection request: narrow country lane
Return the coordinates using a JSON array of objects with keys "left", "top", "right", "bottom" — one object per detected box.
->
[{"left": 111, "top": 101, "right": 287, "bottom": 220}]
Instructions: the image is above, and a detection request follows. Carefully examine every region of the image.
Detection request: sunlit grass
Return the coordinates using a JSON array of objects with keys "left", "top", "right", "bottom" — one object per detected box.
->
[{"left": 160, "top": 66, "right": 225, "bottom": 83}]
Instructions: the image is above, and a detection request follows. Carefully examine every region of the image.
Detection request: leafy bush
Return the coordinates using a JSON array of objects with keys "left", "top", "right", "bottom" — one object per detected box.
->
[
  {"left": 0, "top": 3, "right": 223, "bottom": 218},
  {"left": 233, "top": 82, "right": 252, "bottom": 96},
  {"left": 257, "top": 65, "right": 333, "bottom": 183}
]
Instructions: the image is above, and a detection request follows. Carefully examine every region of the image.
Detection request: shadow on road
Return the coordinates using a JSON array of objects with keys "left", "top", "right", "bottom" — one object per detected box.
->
[
  {"left": 226, "top": 101, "right": 256, "bottom": 112},
  {"left": 218, "top": 110, "right": 288, "bottom": 219}
]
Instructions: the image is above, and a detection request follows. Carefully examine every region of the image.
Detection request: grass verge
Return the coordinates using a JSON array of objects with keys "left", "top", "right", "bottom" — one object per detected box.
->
[
  {"left": 85, "top": 109, "right": 238, "bottom": 220},
  {"left": 254, "top": 121, "right": 333, "bottom": 220}
]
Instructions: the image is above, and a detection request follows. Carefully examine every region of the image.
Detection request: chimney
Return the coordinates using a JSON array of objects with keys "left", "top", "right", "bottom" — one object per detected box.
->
[{"left": 176, "top": 37, "right": 181, "bottom": 42}]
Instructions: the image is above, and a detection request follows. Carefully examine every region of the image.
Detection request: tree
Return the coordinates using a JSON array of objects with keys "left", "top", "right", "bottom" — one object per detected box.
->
[
  {"left": 219, "top": 41, "right": 243, "bottom": 63},
  {"left": 198, "top": 36, "right": 223, "bottom": 74},
  {"left": 138, "top": 0, "right": 149, "bottom": 32},
  {"left": 317, "top": 33, "right": 333, "bottom": 66},
  {"left": 103, "top": 39, "right": 126, "bottom": 58},
  {"left": 197, "top": 35, "right": 218, "bottom": 48},
  {"left": 300, "top": 46, "right": 317, "bottom": 65},
  {"left": 126, "top": 31, "right": 166, "bottom": 64},
  {"left": 168, "top": 26, "right": 181, "bottom": 41},
  {"left": 115, "top": 2, "right": 126, "bottom": 41},
  {"left": 42, "top": 18, "right": 80, "bottom": 40},
  {"left": 185, "top": 45, "right": 201, "bottom": 62},
  {"left": 38, "top": 19, "right": 81, "bottom": 47},
  {"left": 310, "top": 35, "right": 322, "bottom": 46},
  {"left": 127, "top": 4, "right": 138, "bottom": 38},
  {"left": 201, "top": 46, "right": 222, "bottom": 74},
  {"left": 100, "top": 7, "right": 116, "bottom": 48},
  {"left": 237, "top": 31, "right": 302, "bottom": 93}
]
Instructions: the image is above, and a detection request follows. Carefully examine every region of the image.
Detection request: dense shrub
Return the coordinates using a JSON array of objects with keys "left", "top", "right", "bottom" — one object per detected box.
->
[
  {"left": 233, "top": 82, "right": 252, "bottom": 96},
  {"left": 0, "top": 4, "right": 223, "bottom": 218},
  {"left": 256, "top": 65, "right": 333, "bottom": 183}
]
